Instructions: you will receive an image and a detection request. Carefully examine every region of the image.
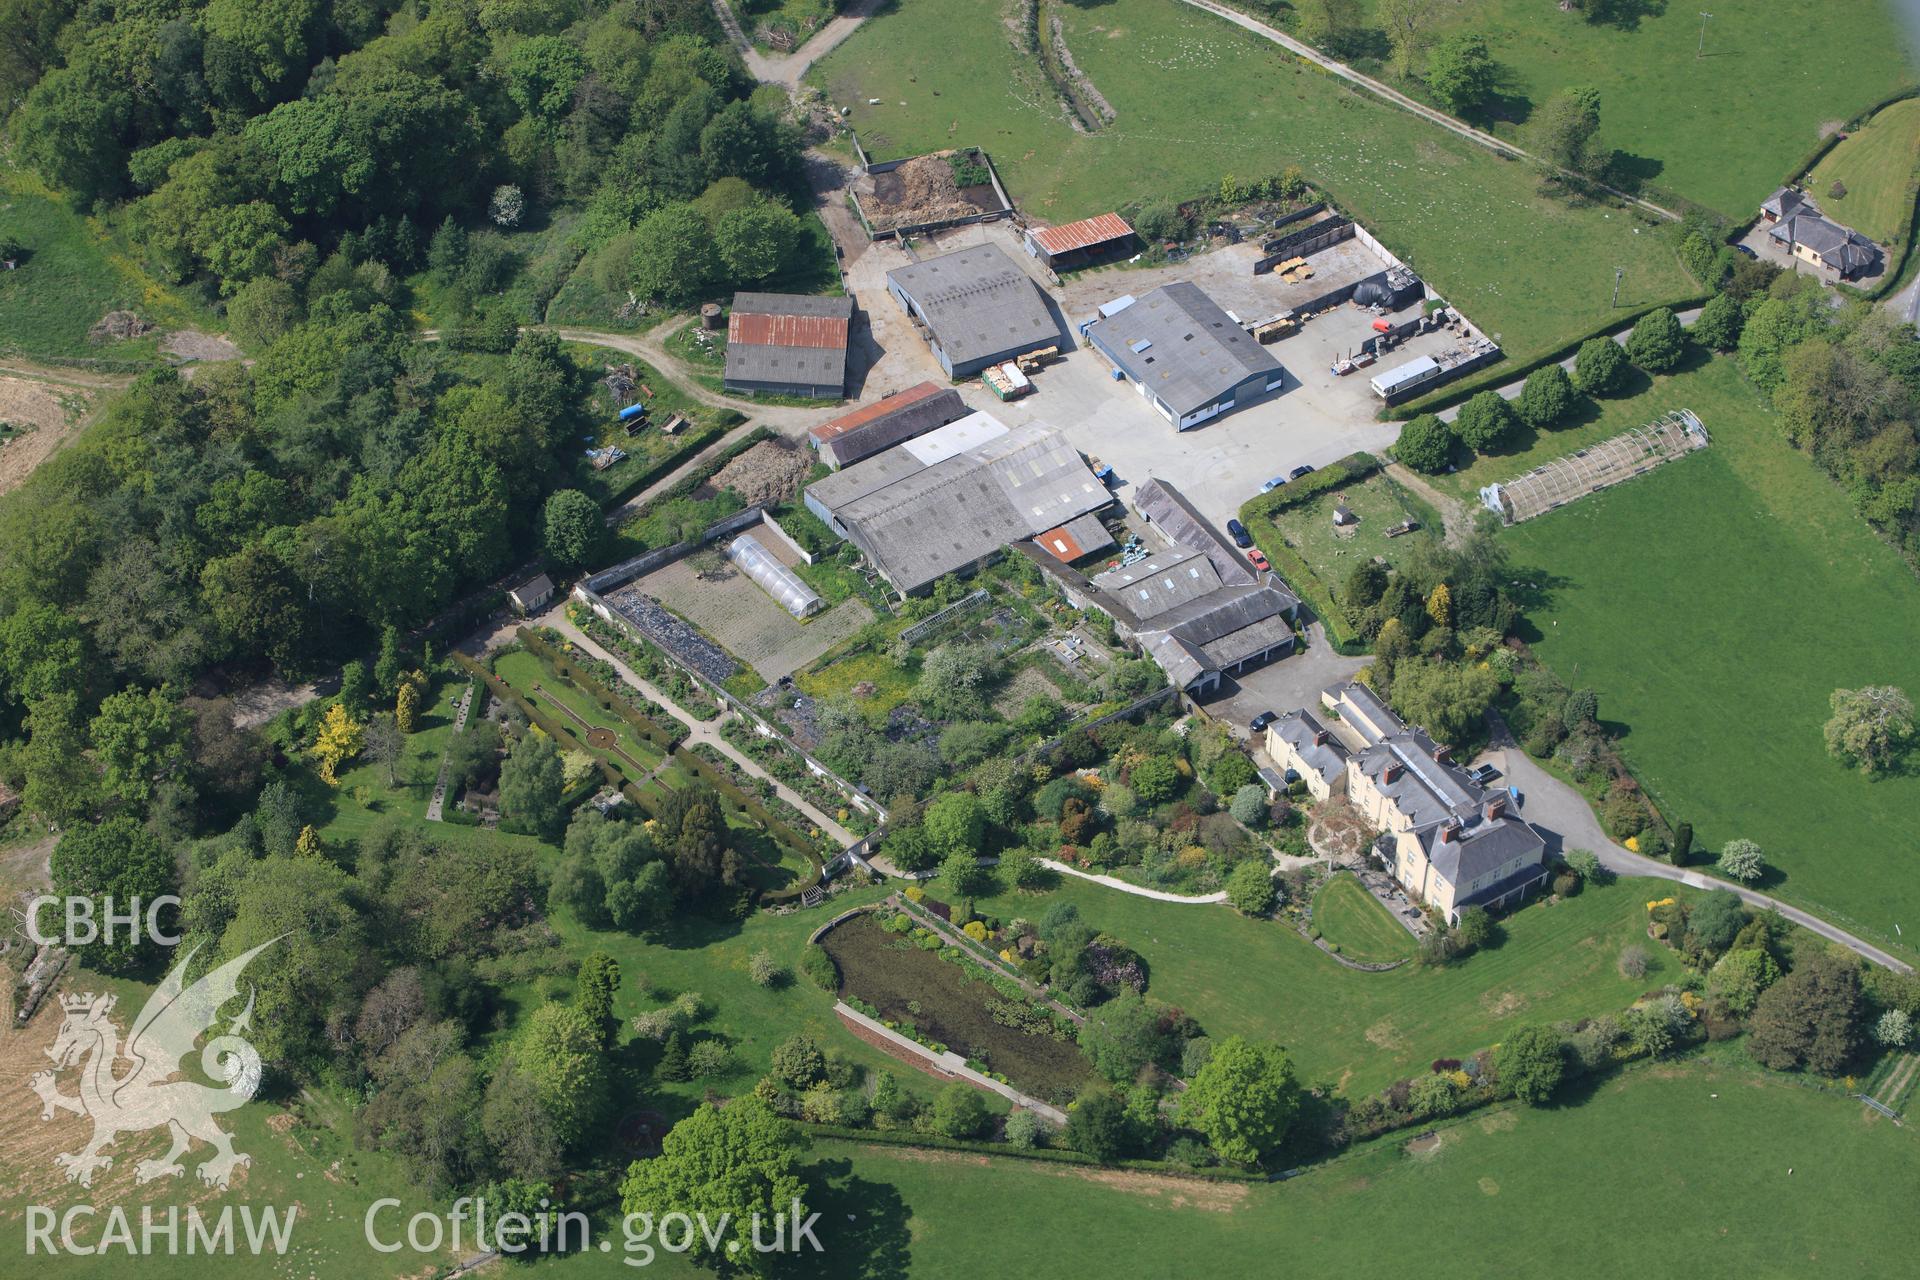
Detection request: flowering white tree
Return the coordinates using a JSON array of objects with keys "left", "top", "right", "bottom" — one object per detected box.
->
[
  {"left": 1716, "top": 838, "right": 1765, "bottom": 884},
  {"left": 489, "top": 183, "right": 526, "bottom": 228},
  {"left": 1875, "top": 1008, "right": 1913, "bottom": 1048}
]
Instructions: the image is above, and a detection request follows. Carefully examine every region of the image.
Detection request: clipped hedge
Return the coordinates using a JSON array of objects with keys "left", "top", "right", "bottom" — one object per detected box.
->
[
  {"left": 793, "top": 1125, "right": 1267, "bottom": 1181},
  {"left": 1236, "top": 453, "right": 1381, "bottom": 655},
  {"left": 518, "top": 627, "right": 685, "bottom": 752},
  {"left": 1390, "top": 294, "right": 1707, "bottom": 419}
]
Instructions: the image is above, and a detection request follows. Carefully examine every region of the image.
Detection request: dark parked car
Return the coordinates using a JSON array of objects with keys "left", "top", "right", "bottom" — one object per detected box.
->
[
  {"left": 1289, "top": 464, "right": 1316, "bottom": 481},
  {"left": 1734, "top": 244, "right": 1759, "bottom": 259},
  {"left": 1250, "top": 710, "right": 1277, "bottom": 733},
  {"left": 1226, "top": 517, "right": 1253, "bottom": 548}
]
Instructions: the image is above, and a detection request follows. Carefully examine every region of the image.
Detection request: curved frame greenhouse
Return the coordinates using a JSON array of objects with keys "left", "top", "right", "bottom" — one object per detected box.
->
[
  {"left": 1480, "top": 409, "right": 1708, "bottom": 524},
  {"left": 726, "top": 533, "right": 824, "bottom": 619}
]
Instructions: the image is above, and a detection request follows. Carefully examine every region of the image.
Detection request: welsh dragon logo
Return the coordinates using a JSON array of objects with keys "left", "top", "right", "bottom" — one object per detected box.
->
[{"left": 28, "top": 939, "right": 280, "bottom": 1189}]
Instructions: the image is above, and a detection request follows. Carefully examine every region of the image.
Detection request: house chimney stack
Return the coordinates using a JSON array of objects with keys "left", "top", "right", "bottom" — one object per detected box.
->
[
  {"left": 1433, "top": 744, "right": 1452, "bottom": 764},
  {"left": 1383, "top": 761, "right": 1403, "bottom": 784},
  {"left": 1441, "top": 822, "right": 1461, "bottom": 844},
  {"left": 1484, "top": 796, "right": 1507, "bottom": 822},
  {"left": 1313, "top": 728, "right": 1329, "bottom": 746}
]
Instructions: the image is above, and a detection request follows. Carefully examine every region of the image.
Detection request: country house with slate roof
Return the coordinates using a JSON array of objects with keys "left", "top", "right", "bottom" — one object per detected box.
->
[{"left": 1265, "top": 680, "right": 1549, "bottom": 922}]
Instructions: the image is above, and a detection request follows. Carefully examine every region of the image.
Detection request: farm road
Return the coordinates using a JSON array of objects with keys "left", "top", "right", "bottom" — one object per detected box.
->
[
  {"left": 1175, "top": 0, "right": 1681, "bottom": 223},
  {"left": 712, "top": 0, "right": 891, "bottom": 90}
]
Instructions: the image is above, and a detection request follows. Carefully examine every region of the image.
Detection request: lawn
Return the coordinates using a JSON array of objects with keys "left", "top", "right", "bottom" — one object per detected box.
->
[
  {"left": 1312, "top": 872, "right": 1419, "bottom": 964},
  {"left": 1338, "top": 0, "right": 1916, "bottom": 221},
  {"left": 820, "top": 911, "right": 1091, "bottom": 1102},
  {"left": 810, "top": 0, "right": 1696, "bottom": 364},
  {"left": 1269, "top": 469, "right": 1441, "bottom": 591},
  {"left": 1806, "top": 96, "right": 1920, "bottom": 245},
  {"left": 975, "top": 875, "right": 1678, "bottom": 1096},
  {"left": 532, "top": 883, "right": 999, "bottom": 1128},
  {"left": 0, "top": 168, "right": 216, "bottom": 362},
  {"left": 1501, "top": 356, "right": 1920, "bottom": 957}
]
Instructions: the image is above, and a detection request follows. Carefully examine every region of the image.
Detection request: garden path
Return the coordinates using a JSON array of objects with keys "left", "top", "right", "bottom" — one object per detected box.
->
[
  {"left": 424, "top": 678, "right": 477, "bottom": 821},
  {"left": 834, "top": 1001, "right": 1069, "bottom": 1124},
  {"left": 544, "top": 611, "right": 859, "bottom": 846},
  {"left": 1040, "top": 859, "right": 1229, "bottom": 904}
]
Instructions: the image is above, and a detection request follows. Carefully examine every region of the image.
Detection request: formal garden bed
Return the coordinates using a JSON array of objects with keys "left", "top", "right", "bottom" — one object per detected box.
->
[
  {"left": 574, "top": 607, "right": 721, "bottom": 721},
  {"left": 718, "top": 717, "right": 877, "bottom": 837},
  {"left": 819, "top": 910, "right": 1093, "bottom": 1104},
  {"left": 479, "top": 632, "right": 826, "bottom": 898}
]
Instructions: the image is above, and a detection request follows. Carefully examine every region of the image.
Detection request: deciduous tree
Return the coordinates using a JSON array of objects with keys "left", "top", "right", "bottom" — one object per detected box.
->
[
  {"left": 1178, "top": 1036, "right": 1299, "bottom": 1163},
  {"left": 1572, "top": 336, "right": 1628, "bottom": 395},
  {"left": 1426, "top": 32, "right": 1497, "bottom": 114},
  {"left": 49, "top": 817, "right": 175, "bottom": 972},
  {"left": 617, "top": 1100, "right": 808, "bottom": 1269},
  {"left": 1494, "top": 1024, "right": 1565, "bottom": 1105},
  {"left": 1625, "top": 307, "right": 1686, "bottom": 373},
  {"left": 1823, "top": 685, "right": 1915, "bottom": 774},
  {"left": 1394, "top": 413, "right": 1453, "bottom": 473},
  {"left": 1515, "top": 363, "right": 1577, "bottom": 429}
]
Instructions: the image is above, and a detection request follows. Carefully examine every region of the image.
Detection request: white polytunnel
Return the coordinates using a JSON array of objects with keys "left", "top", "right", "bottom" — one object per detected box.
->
[{"left": 725, "top": 533, "right": 824, "bottom": 619}]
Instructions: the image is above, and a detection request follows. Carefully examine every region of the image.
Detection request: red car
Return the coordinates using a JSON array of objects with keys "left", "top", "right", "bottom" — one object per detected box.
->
[{"left": 1246, "top": 548, "right": 1271, "bottom": 572}]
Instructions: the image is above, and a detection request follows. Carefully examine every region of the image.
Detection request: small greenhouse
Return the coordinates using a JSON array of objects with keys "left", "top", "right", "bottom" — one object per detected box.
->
[{"left": 726, "top": 533, "right": 824, "bottom": 619}]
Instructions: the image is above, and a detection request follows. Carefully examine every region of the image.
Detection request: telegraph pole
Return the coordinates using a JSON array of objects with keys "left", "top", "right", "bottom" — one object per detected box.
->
[{"left": 1697, "top": 11, "right": 1713, "bottom": 59}]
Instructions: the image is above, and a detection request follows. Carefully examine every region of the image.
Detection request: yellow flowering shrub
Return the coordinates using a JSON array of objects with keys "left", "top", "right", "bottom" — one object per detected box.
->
[
  {"left": 905, "top": 886, "right": 925, "bottom": 903},
  {"left": 1447, "top": 1070, "right": 1472, "bottom": 1090},
  {"left": 1624, "top": 836, "right": 1640, "bottom": 852},
  {"left": 1176, "top": 845, "right": 1209, "bottom": 869},
  {"left": 963, "top": 920, "right": 988, "bottom": 942}
]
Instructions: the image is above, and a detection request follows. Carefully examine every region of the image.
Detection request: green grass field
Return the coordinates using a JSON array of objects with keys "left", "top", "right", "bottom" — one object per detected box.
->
[
  {"left": 0, "top": 169, "right": 215, "bottom": 362},
  {"left": 811, "top": 0, "right": 1696, "bottom": 363},
  {"left": 1312, "top": 872, "right": 1420, "bottom": 964},
  {"left": 767, "top": 1064, "right": 1918, "bottom": 1279},
  {"left": 1341, "top": 0, "right": 1916, "bottom": 220},
  {"left": 977, "top": 876, "right": 1677, "bottom": 1095},
  {"left": 1501, "top": 356, "right": 1920, "bottom": 956},
  {"left": 1807, "top": 96, "right": 1920, "bottom": 244}
]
